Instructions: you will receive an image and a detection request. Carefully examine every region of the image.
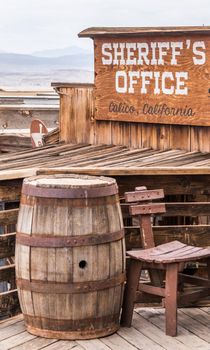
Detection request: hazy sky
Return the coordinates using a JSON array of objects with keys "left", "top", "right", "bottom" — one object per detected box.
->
[{"left": 0, "top": 0, "right": 209, "bottom": 54}]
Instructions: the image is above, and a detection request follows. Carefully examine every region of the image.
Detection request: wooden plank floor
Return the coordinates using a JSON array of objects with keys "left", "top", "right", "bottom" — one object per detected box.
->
[{"left": 1, "top": 308, "right": 210, "bottom": 349}]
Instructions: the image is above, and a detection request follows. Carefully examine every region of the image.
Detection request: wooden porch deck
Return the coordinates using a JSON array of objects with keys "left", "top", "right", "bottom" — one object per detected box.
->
[{"left": 1, "top": 307, "right": 210, "bottom": 349}]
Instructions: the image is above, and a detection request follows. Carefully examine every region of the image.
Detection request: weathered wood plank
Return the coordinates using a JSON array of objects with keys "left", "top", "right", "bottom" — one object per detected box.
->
[
  {"left": 9, "top": 337, "right": 58, "bottom": 350},
  {"left": 125, "top": 188, "right": 164, "bottom": 202},
  {"left": 58, "top": 85, "right": 94, "bottom": 144},
  {"left": 124, "top": 202, "right": 210, "bottom": 217},
  {"left": 37, "top": 172, "right": 210, "bottom": 199},
  {"left": 0, "top": 264, "right": 15, "bottom": 283},
  {"left": 41, "top": 341, "right": 78, "bottom": 350},
  {"left": 141, "top": 124, "right": 159, "bottom": 149},
  {"left": 170, "top": 126, "right": 191, "bottom": 151},
  {"left": 94, "top": 34, "right": 210, "bottom": 127},
  {"left": 176, "top": 310, "right": 210, "bottom": 342},
  {"left": 180, "top": 307, "right": 210, "bottom": 326},
  {"left": 132, "top": 311, "right": 189, "bottom": 350},
  {"left": 0, "top": 290, "right": 20, "bottom": 318},
  {"left": 153, "top": 225, "right": 210, "bottom": 246},
  {"left": 0, "top": 168, "right": 37, "bottom": 181},
  {"left": 38, "top": 167, "right": 210, "bottom": 176},
  {"left": 0, "top": 209, "right": 18, "bottom": 226},
  {"left": 129, "top": 203, "right": 166, "bottom": 216},
  {"left": 79, "top": 26, "right": 210, "bottom": 37},
  {"left": 0, "top": 135, "right": 31, "bottom": 147},
  {"left": 101, "top": 332, "right": 139, "bottom": 350},
  {"left": 53, "top": 83, "right": 210, "bottom": 152},
  {"left": 137, "top": 308, "right": 210, "bottom": 349},
  {"left": 0, "top": 233, "right": 16, "bottom": 259},
  {"left": 118, "top": 326, "right": 170, "bottom": 350},
  {"left": 1, "top": 141, "right": 210, "bottom": 182},
  {"left": 129, "top": 123, "right": 142, "bottom": 148},
  {"left": 2, "top": 308, "right": 210, "bottom": 349},
  {"left": 77, "top": 339, "right": 112, "bottom": 350},
  {"left": 0, "top": 331, "right": 35, "bottom": 349},
  {"left": 164, "top": 203, "right": 210, "bottom": 216},
  {"left": 0, "top": 314, "right": 23, "bottom": 329},
  {"left": 0, "top": 320, "right": 26, "bottom": 341},
  {"left": 190, "top": 126, "right": 210, "bottom": 153}
]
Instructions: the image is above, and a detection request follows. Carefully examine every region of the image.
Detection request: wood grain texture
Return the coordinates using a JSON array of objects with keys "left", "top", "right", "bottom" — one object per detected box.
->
[
  {"left": 0, "top": 233, "right": 16, "bottom": 259},
  {"left": 0, "top": 209, "right": 18, "bottom": 226},
  {"left": 125, "top": 225, "right": 210, "bottom": 249},
  {"left": 58, "top": 85, "right": 95, "bottom": 144},
  {"left": 56, "top": 84, "right": 210, "bottom": 152},
  {"left": 0, "top": 290, "right": 20, "bottom": 318},
  {"left": 16, "top": 175, "right": 125, "bottom": 339},
  {"left": 4, "top": 308, "right": 210, "bottom": 350},
  {"left": 94, "top": 34, "right": 210, "bottom": 126}
]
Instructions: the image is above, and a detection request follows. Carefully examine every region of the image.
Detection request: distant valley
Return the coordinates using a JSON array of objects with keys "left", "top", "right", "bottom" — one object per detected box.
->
[{"left": 0, "top": 46, "right": 94, "bottom": 89}]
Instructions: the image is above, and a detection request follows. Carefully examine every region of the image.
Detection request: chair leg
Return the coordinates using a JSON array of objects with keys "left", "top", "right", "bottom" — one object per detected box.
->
[
  {"left": 165, "top": 263, "right": 179, "bottom": 336},
  {"left": 121, "top": 259, "right": 142, "bottom": 327}
]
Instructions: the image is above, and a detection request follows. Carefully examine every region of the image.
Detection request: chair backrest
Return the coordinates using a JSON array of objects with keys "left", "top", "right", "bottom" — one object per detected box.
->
[{"left": 124, "top": 186, "right": 166, "bottom": 249}]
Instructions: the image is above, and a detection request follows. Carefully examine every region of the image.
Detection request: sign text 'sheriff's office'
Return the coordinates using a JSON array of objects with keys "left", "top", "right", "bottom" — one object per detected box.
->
[{"left": 79, "top": 27, "right": 210, "bottom": 127}]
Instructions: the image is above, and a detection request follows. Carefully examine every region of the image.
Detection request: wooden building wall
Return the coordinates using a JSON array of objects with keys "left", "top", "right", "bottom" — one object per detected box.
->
[
  {"left": 53, "top": 83, "right": 210, "bottom": 152},
  {"left": 0, "top": 180, "right": 21, "bottom": 318}
]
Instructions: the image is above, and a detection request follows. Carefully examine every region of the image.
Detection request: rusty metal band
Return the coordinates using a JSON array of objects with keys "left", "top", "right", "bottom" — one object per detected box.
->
[
  {"left": 24, "top": 313, "right": 119, "bottom": 331},
  {"left": 22, "top": 183, "right": 118, "bottom": 198},
  {"left": 17, "top": 273, "right": 125, "bottom": 294},
  {"left": 16, "top": 229, "right": 124, "bottom": 247}
]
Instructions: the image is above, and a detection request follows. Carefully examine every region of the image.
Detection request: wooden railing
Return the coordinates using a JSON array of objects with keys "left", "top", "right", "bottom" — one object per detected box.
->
[{"left": 123, "top": 201, "right": 210, "bottom": 250}]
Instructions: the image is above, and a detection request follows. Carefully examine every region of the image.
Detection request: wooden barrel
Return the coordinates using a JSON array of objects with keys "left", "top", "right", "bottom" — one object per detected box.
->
[{"left": 16, "top": 174, "right": 125, "bottom": 339}]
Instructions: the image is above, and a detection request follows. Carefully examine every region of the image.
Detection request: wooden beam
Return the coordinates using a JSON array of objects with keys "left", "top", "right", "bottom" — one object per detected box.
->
[
  {"left": 125, "top": 189, "right": 164, "bottom": 202},
  {"left": 165, "top": 203, "right": 210, "bottom": 216},
  {"left": 37, "top": 173, "right": 210, "bottom": 197},
  {"left": 130, "top": 203, "right": 166, "bottom": 216},
  {"left": 124, "top": 225, "right": 210, "bottom": 249},
  {"left": 0, "top": 168, "right": 37, "bottom": 181},
  {"left": 139, "top": 284, "right": 165, "bottom": 297},
  {"left": 177, "top": 289, "right": 210, "bottom": 306},
  {"left": 38, "top": 166, "right": 210, "bottom": 176},
  {"left": 179, "top": 273, "right": 210, "bottom": 287},
  {"left": 78, "top": 26, "right": 210, "bottom": 38}
]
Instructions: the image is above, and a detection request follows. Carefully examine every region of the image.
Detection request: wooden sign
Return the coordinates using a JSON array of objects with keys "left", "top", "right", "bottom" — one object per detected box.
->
[{"left": 80, "top": 28, "right": 210, "bottom": 126}]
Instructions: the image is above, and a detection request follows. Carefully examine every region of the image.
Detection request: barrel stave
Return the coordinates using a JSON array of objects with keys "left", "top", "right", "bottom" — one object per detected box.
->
[{"left": 16, "top": 174, "right": 125, "bottom": 339}]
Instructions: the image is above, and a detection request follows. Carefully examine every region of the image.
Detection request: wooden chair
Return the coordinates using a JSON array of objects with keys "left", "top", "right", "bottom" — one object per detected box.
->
[{"left": 120, "top": 186, "right": 210, "bottom": 336}]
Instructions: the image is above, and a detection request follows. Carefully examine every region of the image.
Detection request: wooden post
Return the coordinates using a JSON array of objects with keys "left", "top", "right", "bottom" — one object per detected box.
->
[
  {"left": 165, "top": 263, "right": 179, "bottom": 336},
  {"left": 52, "top": 83, "right": 95, "bottom": 144}
]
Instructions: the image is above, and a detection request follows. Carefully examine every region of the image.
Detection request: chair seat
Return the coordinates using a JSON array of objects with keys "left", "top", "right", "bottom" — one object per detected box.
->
[{"left": 127, "top": 240, "right": 210, "bottom": 264}]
